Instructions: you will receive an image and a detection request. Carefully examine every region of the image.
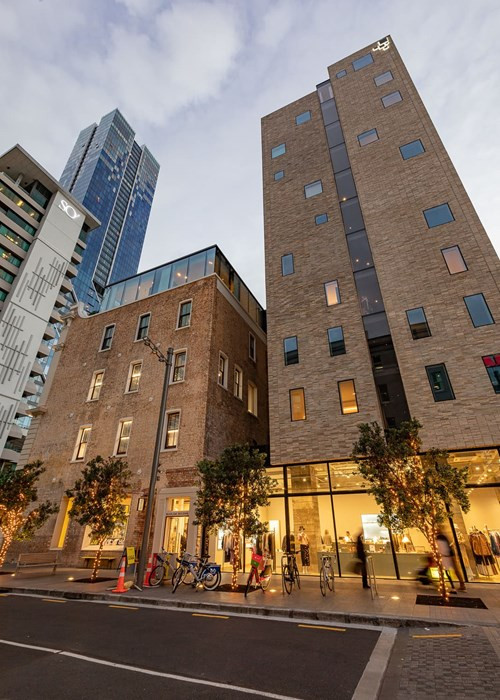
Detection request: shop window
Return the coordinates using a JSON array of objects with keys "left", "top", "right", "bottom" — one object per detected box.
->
[
  {"left": 87, "top": 370, "right": 104, "bottom": 401},
  {"left": 172, "top": 350, "right": 186, "bottom": 383},
  {"left": 126, "top": 362, "right": 142, "bottom": 393},
  {"left": 328, "top": 326, "right": 345, "bottom": 356},
  {"left": 136, "top": 313, "right": 150, "bottom": 340},
  {"left": 165, "top": 411, "right": 180, "bottom": 449},
  {"left": 284, "top": 336, "right": 299, "bottom": 365},
  {"left": 482, "top": 354, "right": 500, "bottom": 393},
  {"left": 290, "top": 388, "right": 306, "bottom": 421},
  {"left": 177, "top": 300, "right": 192, "bottom": 328},
  {"left": 426, "top": 364, "right": 455, "bottom": 401},
  {"left": 248, "top": 381, "right": 258, "bottom": 416},
  {"left": 100, "top": 324, "right": 115, "bottom": 351},
  {"left": 81, "top": 498, "right": 131, "bottom": 551},
  {"left": 464, "top": 293, "right": 495, "bottom": 328},
  {"left": 272, "top": 143, "right": 286, "bottom": 158},
  {"left": 73, "top": 426, "right": 91, "bottom": 461},
  {"left": 406, "top": 307, "right": 431, "bottom": 339},
  {"left": 286, "top": 463, "right": 329, "bottom": 493},
  {"left": 218, "top": 352, "right": 228, "bottom": 389},
  {"left": 338, "top": 379, "right": 358, "bottom": 414},
  {"left": 324, "top": 280, "right": 341, "bottom": 306},
  {"left": 115, "top": 419, "right": 132, "bottom": 455},
  {"left": 234, "top": 365, "right": 243, "bottom": 399}
]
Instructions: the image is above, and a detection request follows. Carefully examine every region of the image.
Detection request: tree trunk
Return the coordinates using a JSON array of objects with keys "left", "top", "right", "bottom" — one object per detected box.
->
[
  {"left": 91, "top": 539, "right": 105, "bottom": 582},
  {"left": 232, "top": 531, "right": 240, "bottom": 590},
  {"left": 0, "top": 532, "right": 13, "bottom": 568},
  {"left": 423, "top": 525, "right": 449, "bottom": 602}
]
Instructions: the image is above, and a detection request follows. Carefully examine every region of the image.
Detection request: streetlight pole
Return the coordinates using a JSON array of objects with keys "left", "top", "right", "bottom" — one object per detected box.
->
[{"left": 135, "top": 336, "right": 173, "bottom": 590}]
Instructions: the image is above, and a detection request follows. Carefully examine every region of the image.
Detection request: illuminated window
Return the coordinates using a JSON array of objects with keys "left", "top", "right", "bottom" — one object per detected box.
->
[
  {"left": 374, "top": 70, "right": 393, "bottom": 86},
  {"left": 115, "top": 419, "right": 132, "bottom": 455},
  {"left": 426, "top": 364, "right": 455, "bottom": 402},
  {"left": 51, "top": 497, "right": 74, "bottom": 549},
  {"left": 352, "top": 53, "right": 373, "bottom": 71},
  {"left": 248, "top": 382, "right": 258, "bottom": 416},
  {"left": 249, "top": 333, "right": 256, "bottom": 362},
  {"left": 272, "top": 143, "right": 286, "bottom": 158},
  {"left": 88, "top": 371, "right": 104, "bottom": 401},
  {"left": 165, "top": 411, "right": 180, "bottom": 449},
  {"left": 136, "top": 313, "right": 150, "bottom": 340},
  {"left": 177, "top": 300, "right": 192, "bottom": 328},
  {"left": 482, "top": 354, "right": 500, "bottom": 394},
  {"left": 382, "top": 91, "right": 402, "bottom": 107},
  {"left": 338, "top": 379, "right": 358, "bottom": 414},
  {"left": 284, "top": 336, "right": 299, "bottom": 365},
  {"left": 281, "top": 253, "right": 294, "bottom": 276},
  {"left": 172, "top": 351, "right": 186, "bottom": 383},
  {"left": 218, "top": 352, "right": 228, "bottom": 388},
  {"left": 100, "top": 324, "right": 115, "bottom": 351},
  {"left": 296, "top": 111, "right": 311, "bottom": 125},
  {"left": 127, "top": 362, "right": 142, "bottom": 392},
  {"left": 290, "top": 388, "right": 306, "bottom": 421},
  {"left": 442, "top": 246, "right": 467, "bottom": 274},
  {"left": 234, "top": 365, "right": 243, "bottom": 399},
  {"left": 74, "top": 426, "right": 91, "bottom": 461},
  {"left": 324, "top": 280, "right": 341, "bottom": 306}
]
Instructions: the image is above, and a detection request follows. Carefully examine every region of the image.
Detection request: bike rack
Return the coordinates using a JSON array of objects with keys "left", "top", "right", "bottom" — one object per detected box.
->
[{"left": 366, "top": 555, "right": 379, "bottom": 599}]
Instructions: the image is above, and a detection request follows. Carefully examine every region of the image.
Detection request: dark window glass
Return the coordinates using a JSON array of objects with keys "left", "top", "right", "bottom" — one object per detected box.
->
[
  {"left": 482, "top": 354, "right": 500, "bottom": 394},
  {"left": 304, "top": 180, "right": 323, "bottom": 198},
  {"left": 406, "top": 307, "right": 431, "bottom": 339},
  {"left": 101, "top": 325, "right": 115, "bottom": 350},
  {"left": 321, "top": 100, "right": 338, "bottom": 126},
  {"left": 178, "top": 301, "right": 192, "bottom": 327},
  {"left": 346, "top": 230, "right": 373, "bottom": 271},
  {"left": 296, "top": 111, "right": 311, "bottom": 125},
  {"left": 328, "top": 326, "right": 345, "bottom": 356},
  {"left": 354, "top": 268, "right": 384, "bottom": 315},
  {"left": 335, "top": 169, "right": 357, "bottom": 201},
  {"left": 330, "top": 144, "right": 350, "bottom": 173},
  {"left": 464, "top": 294, "right": 495, "bottom": 327},
  {"left": 374, "top": 70, "right": 393, "bottom": 86},
  {"left": 281, "top": 253, "right": 294, "bottom": 276},
  {"left": 362, "top": 312, "right": 390, "bottom": 339},
  {"left": 136, "top": 313, "right": 150, "bottom": 340},
  {"left": 426, "top": 364, "right": 455, "bottom": 401},
  {"left": 400, "top": 139, "right": 425, "bottom": 160},
  {"left": 284, "top": 336, "right": 299, "bottom": 365},
  {"left": 317, "top": 82, "right": 333, "bottom": 103},
  {"left": 341, "top": 197, "right": 364, "bottom": 234},
  {"left": 274, "top": 170, "right": 284, "bottom": 181},
  {"left": 423, "top": 203, "right": 454, "bottom": 228},
  {"left": 336, "top": 69, "right": 347, "bottom": 79},
  {"left": 358, "top": 129, "right": 379, "bottom": 147},
  {"left": 315, "top": 213, "right": 328, "bottom": 225},
  {"left": 352, "top": 53, "right": 374, "bottom": 71},
  {"left": 325, "top": 121, "right": 344, "bottom": 148},
  {"left": 442, "top": 246, "right": 467, "bottom": 274},
  {"left": 271, "top": 143, "right": 286, "bottom": 158},
  {"left": 382, "top": 91, "right": 402, "bottom": 107}
]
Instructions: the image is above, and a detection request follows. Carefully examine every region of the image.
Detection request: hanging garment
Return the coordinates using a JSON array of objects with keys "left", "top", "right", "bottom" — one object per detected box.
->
[{"left": 300, "top": 544, "right": 310, "bottom": 567}]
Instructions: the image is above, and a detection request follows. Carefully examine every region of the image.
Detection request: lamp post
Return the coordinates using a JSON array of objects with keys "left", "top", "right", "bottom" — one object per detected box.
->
[{"left": 135, "top": 336, "right": 173, "bottom": 590}]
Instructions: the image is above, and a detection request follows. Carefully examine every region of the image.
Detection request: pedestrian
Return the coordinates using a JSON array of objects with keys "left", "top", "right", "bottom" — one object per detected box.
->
[
  {"left": 436, "top": 529, "right": 466, "bottom": 592},
  {"left": 356, "top": 531, "right": 369, "bottom": 589}
]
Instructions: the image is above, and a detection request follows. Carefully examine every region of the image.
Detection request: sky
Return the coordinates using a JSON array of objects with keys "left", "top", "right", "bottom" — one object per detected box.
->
[{"left": 0, "top": 0, "right": 499, "bottom": 306}]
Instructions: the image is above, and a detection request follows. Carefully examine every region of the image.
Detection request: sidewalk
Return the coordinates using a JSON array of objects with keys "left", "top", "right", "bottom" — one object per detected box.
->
[{"left": 2, "top": 567, "right": 500, "bottom": 628}]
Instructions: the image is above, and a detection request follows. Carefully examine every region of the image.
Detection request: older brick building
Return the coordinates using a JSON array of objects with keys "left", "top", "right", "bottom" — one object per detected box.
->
[
  {"left": 11, "top": 246, "right": 268, "bottom": 569},
  {"left": 261, "top": 38, "right": 500, "bottom": 582}
]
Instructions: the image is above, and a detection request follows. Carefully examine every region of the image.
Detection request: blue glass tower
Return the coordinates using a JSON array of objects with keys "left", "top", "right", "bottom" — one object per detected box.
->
[{"left": 60, "top": 109, "right": 159, "bottom": 312}]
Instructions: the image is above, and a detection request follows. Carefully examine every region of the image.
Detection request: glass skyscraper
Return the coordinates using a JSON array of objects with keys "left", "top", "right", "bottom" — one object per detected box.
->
[{"left": 60, "top": 109, "right": 159, "bottom": 312}]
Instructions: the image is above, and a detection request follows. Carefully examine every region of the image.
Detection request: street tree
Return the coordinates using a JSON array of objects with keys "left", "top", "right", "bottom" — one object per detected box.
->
[
  {"left": 0, "top": 461, "right": 58, "bottom": 567},
  {"left": 66, "top": 455, "right": 131, "bottom": 582},
  {"left": 352, "top": 419, "right": 469, "bottom": 602},
  {"left": 195, "top": 444, "right": 276, "bottom": 589}
]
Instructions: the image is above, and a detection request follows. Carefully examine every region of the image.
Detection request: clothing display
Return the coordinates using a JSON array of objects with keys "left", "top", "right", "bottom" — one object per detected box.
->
[
  {"left": 300, "top": 543, "right": 310, "bottom": 567},
  {"left": 469, "top": 528, "right": 498, "bottom": 576}
]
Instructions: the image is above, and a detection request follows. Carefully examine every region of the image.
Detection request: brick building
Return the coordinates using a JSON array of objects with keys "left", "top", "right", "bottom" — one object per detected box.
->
[
  {"left": 11, "top": 246, "right": 268, "bottom": 569},
  {"left": 261, "top": 38, "right": 500, "bottom": 582}
]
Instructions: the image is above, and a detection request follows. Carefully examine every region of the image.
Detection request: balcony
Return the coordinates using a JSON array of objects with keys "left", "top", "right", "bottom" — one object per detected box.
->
[
  {"left": 65, "top": 262, "right": 78, "bottom": 279},
  {"left": 22, "top": 379, "right": 39, "bottom": 397},
  {"left": 60, "top": 276, "right": 72, "bottom": 294},
  {"left": 43, "top": 324, "right": 56, "bottom": 341},
  {"left": 1, "top": 446, "right": 21, "bottom": 464},
  {"left": 8, "top": 423, "right": 24, "bottom": 440},
  {"left": 49, "top": 308, "right": 61, "bottom": 324},
  {"left": 71, "top": 249, "right": 83, "bottom": 265},
  {"left": 15, "top": 400, "right": 30, "bottom": 417},
  {"left": 30, "top": 359, "right": 45, "bottom": 377},
  {"left": 54, "top": 291, "right": 66, "bottom": 309},
  {"left": 37, "top": 341, "right": 50, "bottom": 358}
]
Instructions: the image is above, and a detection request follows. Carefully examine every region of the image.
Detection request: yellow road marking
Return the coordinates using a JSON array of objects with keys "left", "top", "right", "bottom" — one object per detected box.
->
[
  {"left": 42, "top": 598, "right": 66, "bottom": 604},
  {"left": 108, "top": 605, "right": 138, "bottom": 610},
  {"left": 192, "top": 613, "right": 229, "bottom": 619},
  {"left": 298, "top": 624, "right": 346, "bottom": 632},
  {"left": 412, "top": 634, "right": 463, "bottom": 639},
  {"left": 0, "top": 593, "right": 9, "bottom": 597}
]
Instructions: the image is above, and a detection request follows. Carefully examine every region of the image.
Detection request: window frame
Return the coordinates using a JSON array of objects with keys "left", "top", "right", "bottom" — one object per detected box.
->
[
  {"left": 271, "top": 143, "right": 286, "bottom": 159},
  {"left": 73, "top": 425, "right": 91, "bottom": 462},
  {"left": 357, "top": 128, "right": 379, "bottom": 147},
  {"left": 87, "top": 370, "right": 105, "bottom": 401},
  {"left": 441, "top": 245, "right": 468, "bottom": 275},
  {"left": 99, "top": 324, "right": 115, "bottom": 352},
  {"left": 163, "top": 410, "right": 181, "bottom": 450},
  {"left": 304, "top": 180, "right": 323, "bottom": 199},
  {"left": 463, "top": 293, "right": 495, "bottom": 328},
  {"left": 176, "top": 299, "right": 192, "bottom": 329},
  {"left": 283, "top": 336, "right": 299, "bottom": 366},
  {"left": 281, "top": 253, "right": 294, "bottom": 276},
  {"left": 114, "top": 418, "right": 133, "bottom": 456},
  {"left": 249, "top": 332, "right": 256, "bottom": 362},
  {"left": 423, "top": 203, "right": 455, "bottom": 229},
  {"left": 426, "top": 364, "right": 455, "bottom": 402},
  {"left": 247, "top": 381, "right": 258, "bottom": 417},
  {"left": 399, "top": 139, "right": 425, "bottom": 160},
  {"left": 324, "top": 279, "right": 341, "bottom": 306},
  {"left": 218, "top": 351, "right": 228, "bottom": 389},
  {"left": 381, "top": 90, "right": 403, "bottom": 108},
  {"left": 125, "top": 361, "right": 143, "bottom": 393},
  {"left": 289, "top": 387, "right": 306, "bottom": 421},
  {"left": 295, "top": 110, "right": 311, "bottom": 125},
  {"left": 352, "top": 53, "right": 374, "bottom": 71},
  {"left": 315, "top": 213, "right": 328, "bottom": 225},
  {"left": 274, "top": 170, "right": 285, "bottom": 181},
  {"left": 406, "top": 307, "right": 432, "bottom": 340},
  {"left": 336, "top": 69, "right": 347, "bottom": 79},
  {"left": 171, "top": 349, "right": 187, "bottom": 384},
  {"left": 374, "top": 70, "right": 393, "bottom": 86},
  {"left": 482, "top": 354, "right": 500, "bottom": 394},
  {"left": 327, "top": 326, "right": 346, "bottom": 357},
  {"left": 338, "top": 379, "right": 359, "bottom": 415},
  {"left": 233, "top": 364, "right": 243, "bottom": 400},
  {"left": 135, "top": 312, "right": 151, "bottom": 341}
]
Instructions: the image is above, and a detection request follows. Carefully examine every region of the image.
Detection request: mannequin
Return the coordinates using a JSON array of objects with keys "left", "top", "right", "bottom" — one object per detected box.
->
[{"left": 298, "top": 525, "right": 310, "bottom": 573}]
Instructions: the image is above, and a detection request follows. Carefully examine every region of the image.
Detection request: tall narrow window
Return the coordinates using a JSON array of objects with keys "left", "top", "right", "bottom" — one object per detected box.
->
[
  {"left": 327, "top": 326, "right": 345, "bottom": 356},
  {"left": 283, "top": 336, "right": 299, "bottom": 365},
  {"left": 442, "top": 246, "right": 467, "bottom": 274},
  {"left": 165, "top": 411, "right": 180, "bottom": 449},
  {"left": 88, "top": 371, "right": 104, "bottom": 401},
  {"left": 249, "top": 333, "right": 256, "bottom": 362},
  {"left": 338, "top": 379, "right": 358, "bottom": 414},
  {"left": 304, "top": 180, "right": 323, "bottom": 198},
  {"left": 290, "top": 388, "right": 306, "bottom": 421},
  {"left": 234, "top": 366, "right": 243, "bottom": 399},
  {"left": 464, "top": 294, "right": 495, "bottom": 327},
  {"left": 248, "top": 381, "right": 258, "bottom": 416},
  {"left": 127, "top": 362, "right": 142, "bottom": 392},
  {"left": 426, "top": 364, "right": 455, "bottom": 401},
  {"left": 482, "top": 354, "right": 500, "bottom": 394},
  {"left": 423, "top": 203, "right": 454, "bottom": 228},
  {"left": 51, "top": 497, "right": 74, "bottom": 549},
  {"left": 177, "top": 300, "right": 192, "bottom": 328},
  {"left": 324, "top": 280, "right": 341, "bottom": 306},
  {"left": 100, "top": 324, "right": 115, "bottom": 351},
  {"left": 116, "top": 420, "right": 132, "bottom": 455},
  {"left": 74, "top": 426, "right": 91, "bottom": 461},
  {"left": 281, "top": 254, "right": 294, "bottom": 276},
  {"left": 218, "top": 352, "right": 228, "bottom": 388},
  {"left": 271, "top": 143, "right": 286, "bottom": 158},
  {"left": 406, "top": 307, "right": 431, "bottom": 339},
  {"left": 172, "top": 351, "right": 186, "bottom": 382},
  {"left": 136, "top": 313, "right": 150, "bottom": 340}
]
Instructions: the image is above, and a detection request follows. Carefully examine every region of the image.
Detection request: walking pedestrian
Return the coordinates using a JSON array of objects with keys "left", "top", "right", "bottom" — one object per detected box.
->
[
  {"left": 356, "top": 531, "right": 369, "bottom": 589},
  {"left": 436, "top": 529, "right": 465, "bottom": 592}
]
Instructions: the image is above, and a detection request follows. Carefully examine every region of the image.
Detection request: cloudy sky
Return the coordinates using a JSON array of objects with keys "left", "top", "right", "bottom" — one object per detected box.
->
[{"left": 0, "top": 0, "right": 498, "bottom": 305}]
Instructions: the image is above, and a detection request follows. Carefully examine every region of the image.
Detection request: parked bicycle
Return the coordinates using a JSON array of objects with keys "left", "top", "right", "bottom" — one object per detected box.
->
[
  {"left": 149, "top": 549, "right": 176, "bottom": 587},
  {"left": 319, "top": 554, "right": 334, "bottom": 596},
  {"left": 281, "top": 552, "right": 300, "bottom": 594},
  {"left": 245, "top": 549, "right": 272, "bottom": 597},
  {"left": 171, "top": 553, "right": 221, "bottom": 593}
]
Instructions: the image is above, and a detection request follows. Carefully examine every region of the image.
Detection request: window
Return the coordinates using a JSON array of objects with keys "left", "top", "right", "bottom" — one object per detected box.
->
[
  {"left": 281, "top": 253, "right": 294, "bottom": 276},
  {"left": 426, "top": 364, "right": 455, "bottom": 401},
  {"left": 218, "top": 352, "right": 228, "bottom": 388},
  {"left": 338, "top": 379, "right": 358, "bottom": 414},
  {"left": 172, "top": 351, "right": 186, "bottom": 382},
  {"left": 249, "top": 332, "right": 256, "bottom": 362},
  {"left": 248, "top": 381, "right": 258, "bottom": 416},
  {"left": 352, "top": 53, "right": 373, "bottom": 71},
  {"left": 400, "top": 139, "right": 425, "bottom": 160},
  {"left": 423, "top": 203, "right": 454, "bottom": 228},
  {"left": 165, "top": 411, "right": 180, "bottom": 449},
  {"left": 234, "top": 365, "right": 243, "bottom": 399},
  {"left": 136, "top": 313, "right": 150, "bottom": 340},
  {"left": 326, "top": 122, "right": 344, "bottom": 148},
  {"left": 177, "top": 300, "right": 192, "bottom": 328},
  {"left": 88, "top": 371, "right": 104, "bottom": 401},
  {"left": 284, "top": 336, "right": 299, "bottom": 365},
  {"left": 374, "top": 70, "right": 393, "bottom": 86},
  {"left": 321, "top": 100, "right": 338, "bottom": 125},
  {"left": 358, "top": 129, "right": 379, "bottom": 147},
  {"left": 354, "top": 268, "right": 384, "bottom": 315},
  {"left": 296, "top": 111, "right": 311, "bottom": 125},
  {"left": 290, "top": 388, "right": 306, "bottom": 421},
  {"left": 315, "top": 213, "right": 328, "bottom": 225},
  {"left": 340, "top": 197, "right": 364, "bottom": 234},
  {"left": 336, "top": 69, "right": 347, "bottom": 79},
  {"left": 324, "top": 280, "right": 341, "bottom": 306},
  {"left": 482, "top": 354, "right": 500, "bottom": 394},
  {"left": 127, "top": 362, "right": 142, "bottom": 392},
  {"left": 304, "top": 180, "right": 323, "bottom": 198},
  {"left": 328, "top": 326, "right": 345, "bottom": 356},
  {"left": 406, "top": 307, "right": 431, "bottom": 339},
  {"left": 115, "top": 419, "right": 132, "bottom": 455},
  {"left": 464, "top": 294, "right": 495, "bottom": 327},
  {"left": 74, "top": 426, "right": 91, "bottom": 461},
  {"left": 51, "top": 496, "right": 74, "bottom": 549},
  {"left": 335, "top": 170, "right": 356, "bottom": 200},
  {"left": 382, "top": 91, "right": 402, "bottom": 107},
  {"left": 272, "top": 143, "right": 286, "bottom": 158},
  {"left": 442, "top": 246, "right": 467, "bottom": 274},
  {"left": 329, "top": 144, "right": 349, "bottom": 173},
  {"left": 317, "top": 82, "right": 333, "bottom": 102},
  {"left": 274, "top": 170, "right": 284, "bottom": 181},
  {"left": 100, "top": 324, "right": 115, "bottom": 351},
  {"left": 346, "top": 230, "right": 373, "bottom": 271}
]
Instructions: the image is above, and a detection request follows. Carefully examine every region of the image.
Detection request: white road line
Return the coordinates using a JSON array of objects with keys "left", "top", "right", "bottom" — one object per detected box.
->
[
  {"left": 351, "top": 627, "right": 397, "bottom": 700},
  {"left": 0, "top": 639, "right": 301, "bottom": 700}
]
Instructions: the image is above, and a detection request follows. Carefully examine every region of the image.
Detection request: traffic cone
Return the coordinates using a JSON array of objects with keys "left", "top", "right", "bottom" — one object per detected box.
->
[
  {"left": 112, "top": 555, "right": 128, "bottom": 594},
  {"left": 143, "top": 553, "right": 154, "bottom": 587}
]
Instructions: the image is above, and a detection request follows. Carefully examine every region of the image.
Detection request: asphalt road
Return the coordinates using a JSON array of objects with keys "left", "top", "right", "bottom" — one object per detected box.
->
[{"left": 0, "top": 594, "right": 380, "bottom": 699}]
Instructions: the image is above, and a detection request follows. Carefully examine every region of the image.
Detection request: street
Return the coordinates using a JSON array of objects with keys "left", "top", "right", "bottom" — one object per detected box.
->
[{"left": 0, "top": 593, "right": 381, "bottom": 699}]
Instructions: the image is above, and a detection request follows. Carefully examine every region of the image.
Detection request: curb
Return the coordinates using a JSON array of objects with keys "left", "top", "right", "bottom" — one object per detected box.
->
[{"left": 2, "top": 585, "right": 497, "bottom": 629}]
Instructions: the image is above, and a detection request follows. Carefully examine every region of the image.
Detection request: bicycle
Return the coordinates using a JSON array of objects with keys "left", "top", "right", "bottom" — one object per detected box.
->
[
  {"left": 319, "top": 554, "right": 334, "bottom": 596},
  {"left": 149, "top": 549, "right": 176, "bottom": 587},
  {"left": 171, "top": 553, "right": 221, "bottom": 593},
  {"left": 245, "top": 550, "right": 272, "bottom": 597},
  {"left": 281, "top": 552, "right": 300, "bottom": 594}
]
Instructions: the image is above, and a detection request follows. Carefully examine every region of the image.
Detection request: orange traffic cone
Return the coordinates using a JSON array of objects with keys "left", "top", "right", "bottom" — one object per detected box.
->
[
  {"left": 112, "top": 555, "right": 127, "bottom": 594},
  {"left": 143, "top": 553, "right": 154, "bottom": 587}
]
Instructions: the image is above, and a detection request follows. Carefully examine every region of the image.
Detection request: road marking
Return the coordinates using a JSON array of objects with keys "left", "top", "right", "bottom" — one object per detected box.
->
[
  {"left": 412, "top": 633, "right": 462, "bottom": 639},
  {"left": 0, "top": 639, "right": 301, "bottom": 699},
  {"left": 108, "top": 605, "right": 138, "bottom": 610},
  {"left": 192, "top": 613, "right": 229, "bottom": 619},
  {"left": 298, "top": 624, "right": 345, "bottom": 632},
  {"left": 42, "top": 598, "right": 66, "bottom": 604},
  {"left": 0, "top": 593, "right": 10, "bottom": 597}
]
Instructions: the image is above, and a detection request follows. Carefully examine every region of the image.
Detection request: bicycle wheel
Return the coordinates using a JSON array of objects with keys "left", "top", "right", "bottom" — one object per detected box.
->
[
  {"left": 149, "top": 564, "right": 165, "bottom": 587},
  {"left": 326, "top": 565, "right": 333, "bottom": 592},
  {"left": 261, "top": 573, "right": 272, "bottom": 591},
  {"left": 203, "top": 569, "right": 221, "bottom": 591},
  {"left": 294, "top": 562, "right": 301, "bottom": 590},
  {"left": 282, "top": 565, "right": 292, "bottom": 595},
  {"left": 171, "top": 565, "right": 184, "bottom": 593},
  {"left": 245, "top": 568, "right": 255, "bottom": 597},
  {"left": 320, "top": 566, "right": 326, "bottom": 596}
]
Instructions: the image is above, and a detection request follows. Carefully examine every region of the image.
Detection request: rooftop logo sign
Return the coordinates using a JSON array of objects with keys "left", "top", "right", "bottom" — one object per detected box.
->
[
  {"left": 58, "top": 198, "right": 81, "bottom": 220},
  {"left": 372, "top": 37, "right": 390, "bottom": 52}
]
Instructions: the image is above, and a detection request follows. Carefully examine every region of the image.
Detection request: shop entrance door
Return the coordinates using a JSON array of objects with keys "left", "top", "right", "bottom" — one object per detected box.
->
[{"left": 163, "top": 497, "right": 191, "bottom": 557}]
